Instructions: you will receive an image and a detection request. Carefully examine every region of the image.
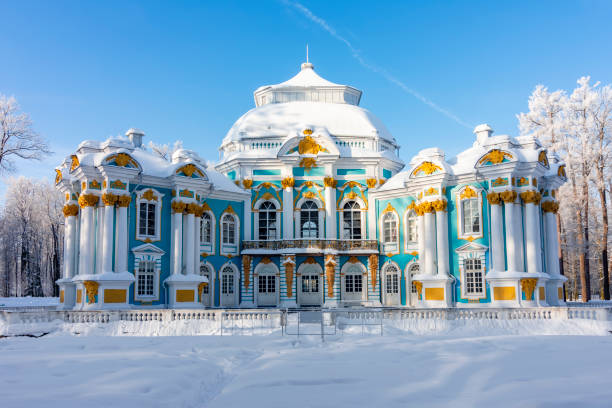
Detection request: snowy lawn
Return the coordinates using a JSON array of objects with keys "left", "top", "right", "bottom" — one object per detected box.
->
[
  {"left": 0, "top": 296, "right": 59, "bottom": 308},
  {"left": 1, "top": 321, "right": 612, "bottom": 408}
]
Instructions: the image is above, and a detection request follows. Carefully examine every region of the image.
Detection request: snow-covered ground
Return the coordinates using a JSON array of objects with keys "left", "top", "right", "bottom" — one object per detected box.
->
[
  {"left": 1, "top": 317, "right": 611, "bottom": 408},
  {"left": 0, "top": 296, "right": 59, "bottom": 308}
]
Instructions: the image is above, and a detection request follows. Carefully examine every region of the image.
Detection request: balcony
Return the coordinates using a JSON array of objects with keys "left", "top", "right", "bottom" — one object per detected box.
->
[{"left": 241, "top": 239, "right": 379, "bottom": 255}]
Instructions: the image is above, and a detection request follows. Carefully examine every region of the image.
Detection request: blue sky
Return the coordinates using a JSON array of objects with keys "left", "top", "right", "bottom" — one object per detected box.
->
[{"left": 2, "top": 0, "right": 611, "bottom": 190}]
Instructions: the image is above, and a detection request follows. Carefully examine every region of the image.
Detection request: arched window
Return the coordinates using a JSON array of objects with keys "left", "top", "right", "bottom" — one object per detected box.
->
[
  {"left": 135, "top": 189, "right": 163, "bottom": 242},
  {"left": 199, "top": 264, "right": 210, "bottom": 295},
  {"left": 406, "top": 210, "right": 418, "bottom": 243},
  {"left": 300, "top": 200, "right": 319, "bottom": 238},
  {"left": 258, "top": 201, "right": 277, "bottom": 240},
  {"left": 200, "top": 213, "right": 212, "bottom": 244},
  {"left": 384, "top": 264, "right": 399, "bottom": 295},
  {"left": 221, "top": 266, "right": 235, "bottom": 295},
  {"left": 342, "top": 201, "right": 362, "bottom": 239},
  {"left": 222, "top": 214, "right": 236, "bottom": 244},
  {"left": 461, "top": 198, "right": 481, "bottom": 235},
  {"left": 382, "top": 212, "right": 397, "bottom": 244},
  {"left": 408, "top": 263, "right": 420, "bottom": 295}
]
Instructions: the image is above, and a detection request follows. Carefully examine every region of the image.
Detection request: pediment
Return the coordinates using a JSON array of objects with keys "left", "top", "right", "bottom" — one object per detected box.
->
[
  {"left": 455, "top": 242, "right": 488, "bottom": 253},
  {"left": 131, "top": 243, "right": 166, "bottom": 255}
]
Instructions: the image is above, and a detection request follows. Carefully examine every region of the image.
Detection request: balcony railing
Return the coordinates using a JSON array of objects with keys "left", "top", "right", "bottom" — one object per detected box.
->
[{"left": 242, "top": 239, "right": 379, "bottom": 253}]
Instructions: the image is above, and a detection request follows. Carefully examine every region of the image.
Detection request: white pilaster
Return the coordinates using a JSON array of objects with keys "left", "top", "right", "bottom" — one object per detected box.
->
[
  {"left": 283, "top": 188, "right": 293, "bottom": 239},
  {"left": 489, "top": 200, "right": 505, "bottom": 272},
  {"left": 194, "top": 213, "right": 201, "bottom": 275},
  {"left": 417, "top": 213, "right": 426, "bottom": 269},
  {"left": 524, "top": 201, "right": 541, "bottom": 273},
  {"left": 63, "top": 212, "right": 78, "bottom": 279},
  {"left": 544, "top": 210, "right": 560, "bottom": 276},
  {"left": 78, "top": 205, "right": 95, "bottom": 275},
  {"left": 435, "top": 207, "right": 449, "bottom": 276},
  {"left": 185, "top": 212, "right": 195, "bottom": 275},
  {"left": 101, "top": 199, "right": 115, "bottom": 274},
  {"left": 502, "top": 193, "right": 520, "bottom": 272},
  {"left": 95, "top": 206, "right": 104, "bottom": 274},
  {"left": 324, "top": 186, "right": 336, "bottom": 239},
  {"left": 116, "top": 199, "right": 129, "bottom": 274},
  {"left": 243, "top": 198, "right": 252, "bottom": 241},
  {"left": 172, "top": 209, "right": 183, "bottom": 275},
  {"left": 424, "top": 210, "right": 436, "bottom": 275}
]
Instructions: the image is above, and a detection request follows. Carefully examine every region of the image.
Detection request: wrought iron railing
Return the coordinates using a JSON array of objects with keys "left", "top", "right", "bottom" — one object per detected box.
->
[{"left": 241, "top": 239, "right": 379, "bottom": 252}]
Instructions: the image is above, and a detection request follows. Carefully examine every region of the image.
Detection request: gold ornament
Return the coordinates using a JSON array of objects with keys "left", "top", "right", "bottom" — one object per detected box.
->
[
  {"left": 70, "top": 155, "right": 80, "bottom": 172},
  {"left": 281, "top": 177, "right": 295, "bottom": 188},
  {"left": 325, "top": 255, "right": 335, "bottom": 297},
  {"left": 538, "top": 151, "right": 549, "bottom": 167},
  {"left": 486, "top": 192, "right": 502, "bottom": 205},
  {"left": 101, "top": 193, "right": 118, "bottom": 206},
  {"left": 242, "top": 255, "right": 251, "bottom": 289},
  {"left": 186, "top": 203, "right": 201, "bottom": 215},
  {"left": 177, "top": 163, "right": 204, "bottom": 177},
  {"left": 242, "top": 179, "right": 253, "bottom": 189},
  {"left": 369, "top": 254, "right": 378, "bottom": 289},
  {"left": 420, "top": 201, "right": 435, "bottom": 214},
  {"left": 298, "top": 135, "right": 326, "bottom": 155},
  {"left": 459, "top": 186, "right": 477, "bottom": 200},
  {"left": 115, "top": 153, "right": 132, "bottom": 167},
  {"left": 557, "top": 165, "right": 567, "bottom": 178},
  {"left": 432, "top": 199, "right": 447, "bottom": 212},
  {"left": 78, "top": 194, "right": 99, "bottom": 208},
  {"left": 324, "top": 177, "right": 337, "bottom": 188},
  {"left": 366, "top": 178, "right": 377, "bottom": 188},
  {"left": 284, "top": 261, "right": 294, "bottom": 298},
  {"left": 541, "top": 200, "right": 560, "bottom": 213},
  {"left": 382, "top": 202, "right": 395, "bottom": 213},
  {"left": 83, "top": 281, "right": 99, "bottom": 304},
  {"left": 117, "top": 195, "right": 131, "bottom": 207},
  {"left": 520, "top": 190, "right": 541, "bottom": 205},
  {"left": 198, "top": 282, "right": 208, "bottom": 299},
  {"left": 62, "top": 204, "right": 79, "bottom": 217},
  {"left": 55, "top": 169, "right": 62, "bottom": 184},
  {"left": 171, "top": 201, "right": 187, "bottom": 214},
  {"left": 141, "top": 189, "right": 158, "bottom": 201},
  {"left": 299, "top": 157, "right": 317, "bottom": 170},
  {"left": 479, "top": 149, "right": 513, "bottom": 165},
  {"left": 413, "top": 161, "right": 442, "bottom": 176},
  {"left": 424, "top": 187, "right": 438, "bottom": 196},
  {"left": 521, "top": 278, "right": 538, "bottom": 301},
  {"left": 413, "top": 281, "right": 423, "bottom": 296},
  {"left": 500, "top": 190, "right": 517, "bottom": 204}
]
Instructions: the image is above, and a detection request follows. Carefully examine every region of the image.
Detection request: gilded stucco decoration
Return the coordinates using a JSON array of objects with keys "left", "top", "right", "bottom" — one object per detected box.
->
[
  {"left": 299, "top": 157, "right": 317, "bottom": 171},
  {"left": 171, "top": 201, "right": 187, "bottom": 214},
  {"left": 83, "top": 281, "right": 99, "bottom": 304},
  {"left": 198, "top": 282, "right": 208, "bottom": 299},
  {"left": 281, "top": 177, "right": 295, "bottom": 188},
  {"left": 70, "top": 155, "right": 80, "bottom": 172},
  {"left": 117, "top": 195, "right": 131, "bottom": 207},
  {"left": 141, "top": 189, "right": 158, "bottom": 201},
  {"left": 348, "top": 256, "right": 360, "bottom": 264},
  {"left": 413, "top": 161, "right": 441, "bottom": 176},
  {"left": 324, "top": 177, "right": 337, "bottom": 188},
  {"left": 369, "top": 254, "right": 378, "bottom": 289},
  {"left": 55, "top": 169, "right": 62, "bottom": 184},
  {"left": 378, "top": 179, "right": 386, "bottom": 185},
  {"left": 424, "top": 187, "right": 438, "bottom": 196},
  {"left": 102, "top": 193, "right": 118, "bottom": 206},
  {"left": 303, "top": 191, "right": 316, "bottom": 199},
  {"left": 284, "top": 261, "right": 295, "bottom": 298},
  {"left": 459, "top": 186, "right": 477, "bottom": 200},
  {"left": 366, "top": 178, "right": 377, "bottom": 189},
  {"left": 242, "top": 255, "right": 251, "bottom": 289},
  {"left": 541, "top": 200, "right": 560, "bottom": 213},
  {"left": 538, "top": 151, "right": 549, "bottom": 167},
  {"left": 520, "top": 191, "right": 541, "bottom": 205},
  {"left": 500, "top": 190, "right": 517, "bottom": 204},
  {"left": 557, "top": 165, "right": 567, "bottom": 178},
  {"left": 62, "top": 204, "right": 79, "bottom": 217},
  {"left": 413, "top": 281, "right": 423, "bottom": 297},
  {"left": 491, "top": 177, "right": 508, "bottom": 188},
  {"left": 478, "top": 149, "right": 513, "bottom": 165},
  {"left": 176, "top": 163, "right": 204, "bottom": 178},
  {"left": 298, "top": 135, "right": 328, "bottom": 155},
  {"left": 223, "top": 204, "right": 237, "bottom": 215},
  {"left": 521, "top": 278, "right": 538, "bottom": 301},
  {"left": 304, "top": 256, "right": 317, "bottom": 265},
  {"left": 325, "top": 255, "right": 336, "bottom": 297},
  {"left": 382, "top": 202, "right": 396, "bottom": 214},
  {"left": 242, "top": 179, "right": 253, "bottom": 189},
  {"left": 432, "top": 199, "right": 447, "bottom": 212},
  {"left": 186, "top": 203, "right": 201, "bottom": 215},
  {"left": 78, "top": 194, "right": 99, "bottom": 208},
  {"left": 486, "top": 192, "right": 502, "bottom": 205}
]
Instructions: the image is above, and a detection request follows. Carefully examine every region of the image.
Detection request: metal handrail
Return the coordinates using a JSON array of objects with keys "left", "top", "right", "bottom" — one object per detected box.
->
[{"left": 242, "top": 239, "right": 379, "bottom": 251}]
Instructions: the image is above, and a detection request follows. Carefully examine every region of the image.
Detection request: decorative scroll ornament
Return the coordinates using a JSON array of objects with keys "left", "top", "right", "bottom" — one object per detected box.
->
[
  {"left": 177, "top": 163, "right": 204, "bottom": 178},
  {"left": 299, "top": 157, "right": 317, "bottom": 171},
  {"left": 413, "top": 161, "right": 442, "bottom": 176},
  {"left": 55, "top": 169, "right": 62, "bottom": 184},
  {"left": 557, "top": 165, "right": 567, "bottom": 178},
  {"left": 171, "top": 201, "right": 187, "bottom": 214},
  {"left": 303, "top": 191, "right": 316, "bottom": 199},
  {"left": 260, "top": 182, "right": 272, "bottom": 189},
  {"left": 479, "top": 149, "right": 513, "bottom": 165},
  {"left": 117, "top": 195, "right": 131, "bottom": 207},
  {"left": 283, "top": 255, "right": 296, "bottom": 298},
  {"left": 242, "top": 179, "right": 253, "bottom": 189},
  {"left": 369, "top": 254, "right": 378, "bottom": 289},
  {"left": 298, "top": 135, "right": 327, "bottom": 155},
  {"left": 538, "top": 151, "right": 549, "bottom": 167},
  {"left": 541, "top": 200, "right": 560, "bottom": 213},
  {"left": 382, "top": 202, "right": 395, "bottom": 214},
  {"left": 520, "top": 190, "right": 541, "bottom": 205},
  {"left": 366, "top": 178, "right": 377, "bottom": 189},
  {"left": 413, "top": 280, "right": 423, "bottom": 297},
  {"left": 324, "top": 177, "right": 337, "bottom": 188},
  {"left": 70, "top": 155, "right": 80, "bottom": 172},
  {"left": 141, "top": 189, "right": 158, "bottom": 201},
  {"left": 500, "top": 190, "right": 517, "bottom": 204},
  {"left": 486, "top": 192, "right": 502, "bottom": 205},
  {"left": 346, "top": 191, "right": 357, "bottom": 200},
  {"left": 432, "top": 199, "right": 447, "bottom": 212},
  {"left": 459, "top": 186, "right": 477, "bottom": 200},
  {"left": 242, "top": 255, "right": 251, "bottom": 289},
  {"left": 83, "top": 281, "right": 99, "bottom": 304},
  {"left": 281, "top": 177, "right": 295, "bottom": 188},
  {"left": 102, "top": 193, "right": 118, "bottom": 206},
  {"left": 325, "top": 255, "right": 336, "bottom": 297},
  {"left": 521, "top": 278, "right": 538, "bottom": 301},
  {"left": 78, "top": 194, "right": 99, "bottom": 208},
  {"left": 62, "top": 204, "right": 79, "bottom": 217},
  {"left": 420, "top": 201, "right": 435, "bottom": 214}
]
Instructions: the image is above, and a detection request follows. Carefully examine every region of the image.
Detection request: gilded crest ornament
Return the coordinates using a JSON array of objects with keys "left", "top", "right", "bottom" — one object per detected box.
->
[
  {"left": 413, "top": 161, "right": 441, "bottom": 176},
  {"left": 281, "top": 177, "right": 295, "bottom": 188},
  {"left": 366, "top": 178, "right": 377, "bottom": 188},
  {"left": 479, "top": 149, "right": 513, "bottom": 165},
  {"left": 459, "top": 186, "right": 477, "bottom": 200},
  {"left": 70, "top": 155, "right": 80, "bottom": 172},
  {"left": 141, "top": 189, "right": 158, "bottom": 201},
  {"left": 299, "top": 157, "right": 317, "bottom": 171},
  {"left": 324, "top": 177, "right": 337, "bottom": 188},
  {"left": 298, "top": 135, "right": 326, "bottom": 155}
]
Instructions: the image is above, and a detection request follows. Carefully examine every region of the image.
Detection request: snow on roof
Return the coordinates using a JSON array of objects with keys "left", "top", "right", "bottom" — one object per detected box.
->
[
  {"left": 222, "top": 101, "right": 395, "bottom": 145},
  {"left": 273, "top": 63, "right": 342, "bottom": 88}
]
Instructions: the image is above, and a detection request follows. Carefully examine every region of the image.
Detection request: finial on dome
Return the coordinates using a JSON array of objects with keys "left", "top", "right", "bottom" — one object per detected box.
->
[{"left": 301, "top": 44, "right": 314, "bottom": 70}]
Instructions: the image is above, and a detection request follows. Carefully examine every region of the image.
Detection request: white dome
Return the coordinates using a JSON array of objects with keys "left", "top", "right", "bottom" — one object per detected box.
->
[{"left": 221, "top": 101, "right": 395, "bottom": 146}]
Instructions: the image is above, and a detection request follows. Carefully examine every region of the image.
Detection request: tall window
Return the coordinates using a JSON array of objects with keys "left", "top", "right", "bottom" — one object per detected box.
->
[
  {"left": 300, "top": 201, "right": 319, "bottom": 238},
  {"left": 461, "top": 199, "right": 481, "bottom": 235},
  {"left": 302, "top": 274, "right": 319, "bottom": 293},
  {"left": 199, "top": 264, "right": 210, "bottom": 294},
  {"left": 382, "top": 212, "right": 397, "bottom": 244},
  {"left": 258, "top": 201, "right": 277, "bottom": 240},
  {"left": 258, "top": 275, "right": 276, "bottom": 293},
  {"left": 345, "top": 274, "right": 363, "bottom": 293},
  {"left": 137, "top": 260, "right": 155, "bottom": 297},
  {"left": 221, "top": 267, "right": 234, "bottom": 294},
  {"left": 464, "top": 258, "right": 484, "bottom": 296},
  {"left": 138, "top": 202, "right": 156, "bottom": 237},
  {"left": 222, "top": 214, "right": 236, "bottom": 244},
  {"left": 342, "top": 201, "right": 361, "bottom": 239},
  {"left": 385, "top": 265, "right": 399, "bottom": 294},
  {"left": 200, "top": 213, "right": 212, "bottom": 244},
  {"left": 409, "top": 263, "right": 420, "bottom": 294},
  {"left": 407, "top": 210, "right": 418, "bottom": 243}
]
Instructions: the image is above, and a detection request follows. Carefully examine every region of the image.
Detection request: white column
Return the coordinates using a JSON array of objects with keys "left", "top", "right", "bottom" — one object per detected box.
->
[
  {"left": 435, "top": 205, "right": 449, "bottom": 276},
  {"left": 424, "top": 208, "right": 436, "bottom": 275},
  {"left": 95, "top": 206, "right": 104, "bottom": 274},
  {"left": 544, "top": 207, "right": 560, "bottom": 276},
  {"left": 172, "top": 202, "right": 183, "bottom": 275},
  {"left": 63, "top": 209, "right": 78, "bottom": 279},
  {"left": 489, "top": 196, "right": 505, "bottom": 272},
  {"left": 523, "top": 195, "right": 542, "bottom": 273},
  {"left": 514, "top": 203, "right": 525, "bottom": 271},
  {"left": 324, "top": 186, "right": 336, "bottom": 239},
  {"left": 283, "top": 187, "right": 293, "bottom": 239},
  {"left": 194, "top": 212, "right": 201, "bottom": 274},
  {"left": 502, "top": 192, "right": 520, "bottom": 272},
  {"left": 417, "top": 212, "right": 426, "bottom": 269},
  {"left": 184, "top": 211, "right": 195, "bottom": 275},
  {"left": 243, "top": 198, "right": 252, "bottom": 241},
  {"left": 78, "top": 204, "right": 95, "bottom": 275},
  {"left": 101, "top": 194, "right": 116, "bottom": 274},
  {"left": 115, "top": 196, "right": 129, "bottom": 274}
]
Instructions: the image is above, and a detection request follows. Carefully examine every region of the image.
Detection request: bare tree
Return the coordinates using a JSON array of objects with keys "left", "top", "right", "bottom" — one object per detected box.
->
[{"left": 0, "top": 95, "right": 50, "bottom": 173}]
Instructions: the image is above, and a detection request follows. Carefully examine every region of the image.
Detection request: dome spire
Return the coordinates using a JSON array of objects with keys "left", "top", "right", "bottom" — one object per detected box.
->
[{"left": 302, "top": 43, "right": 314, "bottom": 70}]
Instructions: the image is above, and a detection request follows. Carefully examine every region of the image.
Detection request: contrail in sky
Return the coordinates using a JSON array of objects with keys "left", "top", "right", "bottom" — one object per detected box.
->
[{"left": 283, "top": 0, "right": 473, "bottom": 129}]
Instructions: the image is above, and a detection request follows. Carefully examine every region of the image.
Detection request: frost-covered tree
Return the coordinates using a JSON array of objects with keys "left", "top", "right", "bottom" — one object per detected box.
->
[
  {"left": 0, "top": 95, "right": 50, "bottom": 173},
  {"left": 148, "top": 140, "right": 183, "bottom": 161}
]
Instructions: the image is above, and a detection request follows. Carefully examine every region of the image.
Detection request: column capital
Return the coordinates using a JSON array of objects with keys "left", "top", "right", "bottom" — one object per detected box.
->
[
  {"left": 185, "top": 202, "right": 201, "bottom": 215},
  {"left": 63, "top": 204, "right": 79, "bottom": 217},
  {"left": 419, "top": 201, "right": 435, "bottom": 214},
  {"left": 432, "top": 199, "right": 447, "bottom": 212},
  {"left": 486, "top": 192, "right": 502, "bottom": 205},
  {"left": 117, "top": 195, "right": 131, "bottom": 207},
  {"left": 520, "top": 190, "right": 542, "bottom": 205},
  {"left": 323, "top": 176, "right": 337, "bottom": 188},
  {"left": 171, "top": 200, "right": 187, "bottom": 214},
  {"left": 541, "top": 200, "right": 560, "bottom": 213},
  {"left": 500, "top": 190, "right": 518, "bottom": 204},
  {"left": 102, "top": 192, "right": 118, "bottom": 206},
  {"left": 78, "top": 194, "right": 99, "bottom": 208},
  {"left": 282, "top": 177, "right": 296, "bottom": 188}
]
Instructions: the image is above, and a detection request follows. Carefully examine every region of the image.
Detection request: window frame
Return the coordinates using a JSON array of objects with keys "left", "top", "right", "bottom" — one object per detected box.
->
[
  {"left": 455, "top": 242, "right": 488, "bottom": 301},
  {"left": 300, "top": 200, "right": 320, "bottom": 238},
  {"left": 135, "top": 189, "right": 164, "bottom": 243},
  {"left": 131, "top": 243, "right": 165, "bottom": 302},
  {"left": 199, "top": 210, "right": 216, "bottom": 255},
  {"left": 257, "top": 200, "right": 279, "bottom": 241},
  {"left": 342, "top": 200, "right": 363, "bottom": 240},
  {"left": 220, "top": 210, "right": 240, "bottom": 256},
  {"left": 380, "top": 208, "right": 399, "bottom": 255},
  {"left": 404, "top": 209, "right": 418, "bottom": 253},
  {"left": 456, "top": 186, "right": 484, "bottom": 240}
]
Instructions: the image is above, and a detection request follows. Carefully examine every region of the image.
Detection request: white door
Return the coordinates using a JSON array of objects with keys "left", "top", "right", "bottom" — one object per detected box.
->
[
  {"left": 299, "top": 266, "right": 322, "bottom": 306},
  {"left": 384, "top": 266, "right": 400, "bottom": 306},
  {"left": 221, "top": 267, "right": 237, "bottom": 307},
  {"left": 342, "top": 265, "right": 364, "bottom": 304},
  {"left": 257, "top": 273, "right": 277, "bottom": 306}
]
